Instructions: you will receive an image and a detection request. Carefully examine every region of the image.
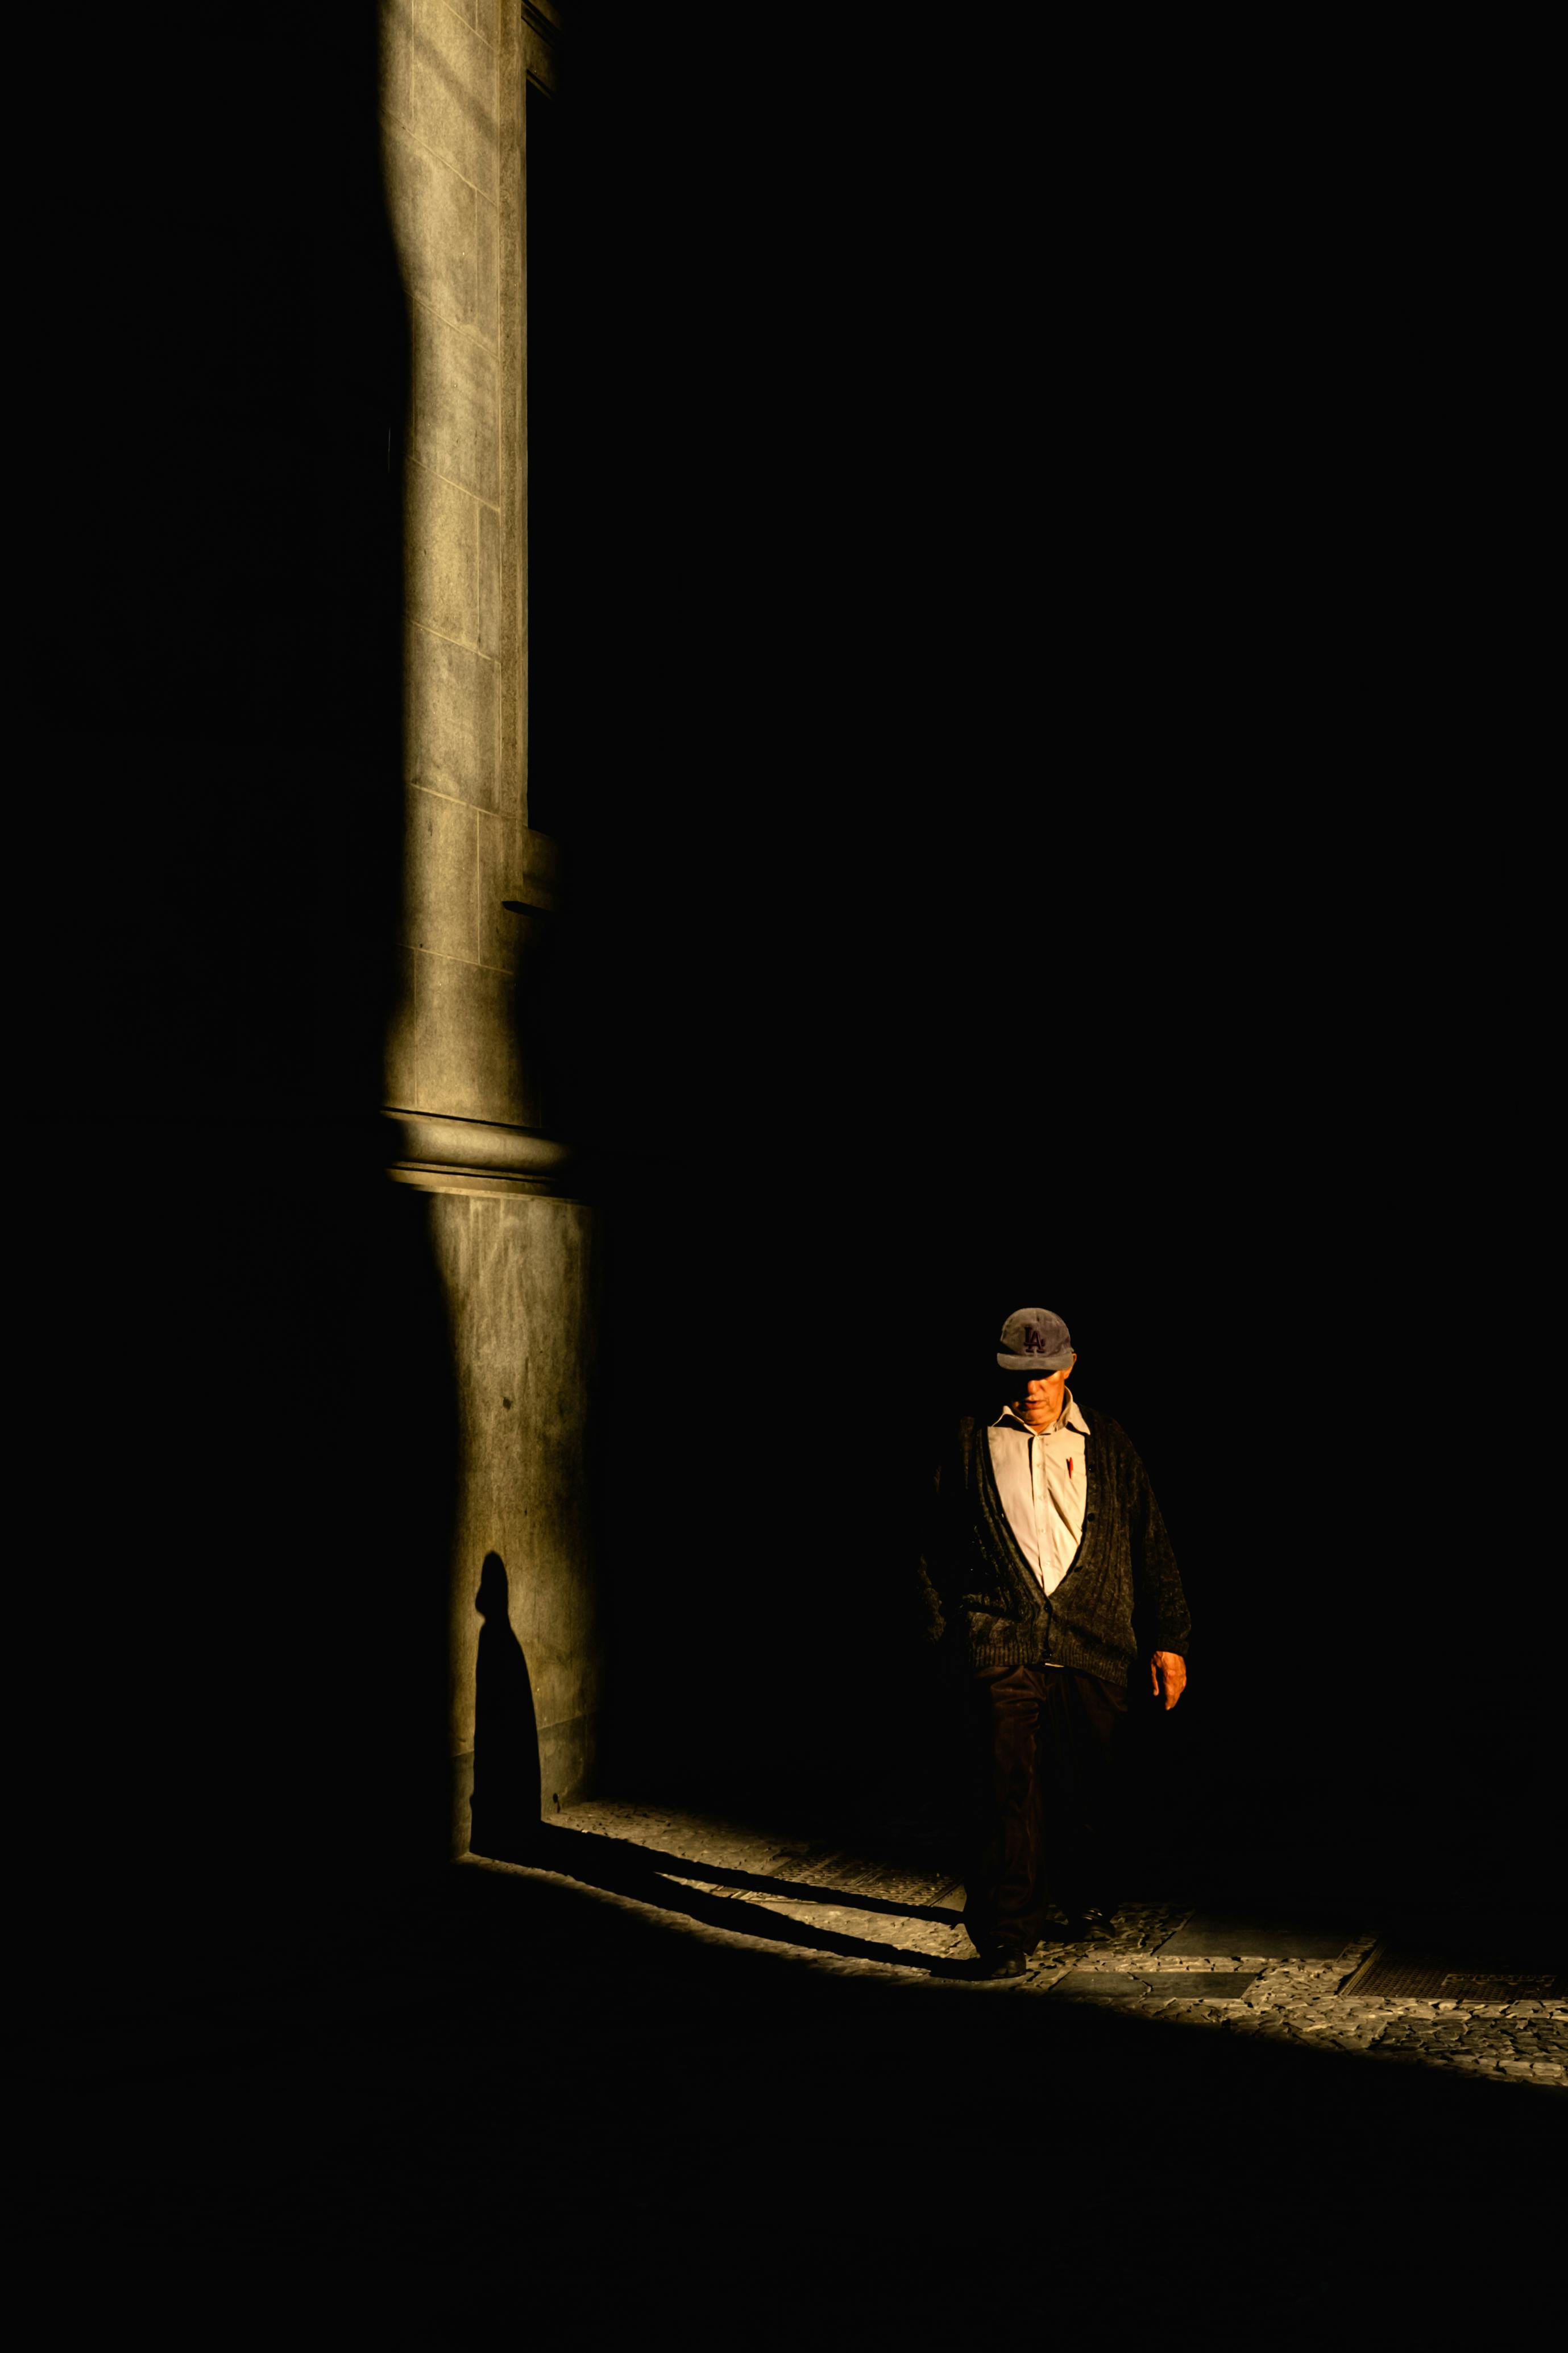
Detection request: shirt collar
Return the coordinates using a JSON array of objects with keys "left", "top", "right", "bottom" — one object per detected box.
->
[{"left": 991, "top": 1386, "right": 1090, "bottom": 1439}]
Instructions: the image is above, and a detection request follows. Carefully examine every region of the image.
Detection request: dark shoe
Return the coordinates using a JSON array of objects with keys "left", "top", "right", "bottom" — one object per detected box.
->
[
  {"left": 1065, "top": 1908, "right": 1119, "bottom": 1943},
  {"left": 969, "top": 1948, "right": 1028, "bottom": 1980}
]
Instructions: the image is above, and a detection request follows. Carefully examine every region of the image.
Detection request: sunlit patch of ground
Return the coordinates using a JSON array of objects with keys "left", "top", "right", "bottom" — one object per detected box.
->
[{"left": 498, "top": 1798, "right": 1566, "bottom": 2086}]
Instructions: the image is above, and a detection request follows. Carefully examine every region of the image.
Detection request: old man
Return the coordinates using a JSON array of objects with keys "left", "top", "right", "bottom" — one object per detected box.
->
[{"left": 919, "top": 1307, "right": 1191, "bottom": 1978}]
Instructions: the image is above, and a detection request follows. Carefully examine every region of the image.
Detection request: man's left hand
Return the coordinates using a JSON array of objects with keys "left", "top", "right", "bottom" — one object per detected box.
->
[{"left": 1150, "top": 1651, "right": 1187, "bottom": 1710}]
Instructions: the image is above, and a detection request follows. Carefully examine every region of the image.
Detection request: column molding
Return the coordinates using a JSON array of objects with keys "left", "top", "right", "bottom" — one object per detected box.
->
[{"left": 383, "top": 1106, "right": 581, "bottom": 1198}]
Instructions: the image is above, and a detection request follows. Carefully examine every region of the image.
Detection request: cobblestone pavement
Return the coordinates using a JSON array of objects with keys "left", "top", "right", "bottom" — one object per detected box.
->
[{"left": 521, "top": 1797, "right": 1568, "bottom": 2089}]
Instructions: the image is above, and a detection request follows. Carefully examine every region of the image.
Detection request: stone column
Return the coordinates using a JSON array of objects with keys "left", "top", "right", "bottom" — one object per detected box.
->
[{"left": 379, "top": 0, "right": 594, "bottom": 1853}]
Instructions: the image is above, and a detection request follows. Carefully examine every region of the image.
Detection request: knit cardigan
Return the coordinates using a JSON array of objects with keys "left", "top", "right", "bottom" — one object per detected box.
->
[{"left": 916, "top": 1402, "right": 1191, "bottom": 1685}]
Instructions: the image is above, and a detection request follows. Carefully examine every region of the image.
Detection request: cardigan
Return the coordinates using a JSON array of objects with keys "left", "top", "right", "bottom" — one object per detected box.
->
[{"left": 916, "top": 1400, "right": 1191, "bottom": 1686}]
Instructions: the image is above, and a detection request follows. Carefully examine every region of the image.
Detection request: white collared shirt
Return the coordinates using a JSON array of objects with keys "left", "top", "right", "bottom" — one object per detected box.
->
[{"left": 987, "top": 1386, "right": 1092, "bottom": 1596}]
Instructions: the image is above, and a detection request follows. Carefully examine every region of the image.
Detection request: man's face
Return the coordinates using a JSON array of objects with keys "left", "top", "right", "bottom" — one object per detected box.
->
[{"left": 1007, "top": 1355, "right": 1075, "bottom": 1430}]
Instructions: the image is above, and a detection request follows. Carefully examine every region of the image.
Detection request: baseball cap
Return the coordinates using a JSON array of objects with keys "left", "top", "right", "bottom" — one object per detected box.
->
[{"left": 996, "top": 1307, "right": 1075, "bottom": 1372}]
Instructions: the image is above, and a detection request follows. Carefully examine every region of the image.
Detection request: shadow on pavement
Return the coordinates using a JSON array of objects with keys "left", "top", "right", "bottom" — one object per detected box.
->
[
  {"left": 480, "top": 1825, "right": 966, "bottom": 1970},
  {"left": 7, "top": 1857, "right": 1558, "bottom": 2325},
  {"left": 525, "top": 1822, "right": 964, "bottom": 1920}
]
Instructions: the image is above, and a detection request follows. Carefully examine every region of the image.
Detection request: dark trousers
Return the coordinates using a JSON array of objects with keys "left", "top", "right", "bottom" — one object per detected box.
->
[{"left": 962, "top": 1664, "right": 1130, "bottom": 1955}]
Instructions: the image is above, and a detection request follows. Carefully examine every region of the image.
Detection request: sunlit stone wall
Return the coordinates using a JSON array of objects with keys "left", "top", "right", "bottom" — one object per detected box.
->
[{"left": 379, "top": 0, "right": 595, "bottom": 1850}]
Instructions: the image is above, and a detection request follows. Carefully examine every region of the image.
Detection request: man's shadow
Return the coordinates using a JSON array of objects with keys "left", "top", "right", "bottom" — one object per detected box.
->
[
  {"left": 469, "top": 1553, "right": 545, "bottom": 1866},
  {"left": 466, "top": 1550, "right": 977, "bottom": 1966}
]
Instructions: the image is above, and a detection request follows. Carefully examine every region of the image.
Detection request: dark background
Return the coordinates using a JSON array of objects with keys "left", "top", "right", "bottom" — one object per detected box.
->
[
  {"left": 15, "top": 5, "right": 1560, "bottom": 2012},
  {"left": 553, "top": 16, "right": 1563, "bottom": 1929}
]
